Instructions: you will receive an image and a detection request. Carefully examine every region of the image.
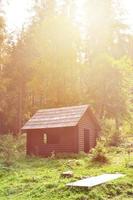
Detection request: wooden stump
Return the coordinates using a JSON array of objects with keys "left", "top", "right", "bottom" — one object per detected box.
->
[{"left": 61, "top": 171, "right": 73, "bottom": 178}]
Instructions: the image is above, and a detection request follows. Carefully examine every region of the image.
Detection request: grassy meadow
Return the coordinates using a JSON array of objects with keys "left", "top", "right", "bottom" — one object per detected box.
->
[{"left": 0, "top": 136, "right": 132, "bottom": 200}]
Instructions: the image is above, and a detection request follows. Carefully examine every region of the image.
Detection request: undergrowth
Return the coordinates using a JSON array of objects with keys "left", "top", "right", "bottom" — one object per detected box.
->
[{"left": 0, "top": 135, "right": 132, "bottom": 200}]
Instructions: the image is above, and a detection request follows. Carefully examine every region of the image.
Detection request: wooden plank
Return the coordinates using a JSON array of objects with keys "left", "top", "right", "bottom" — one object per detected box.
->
[{"left": 66, "top": 174, "right": 125, "bottom": 188}]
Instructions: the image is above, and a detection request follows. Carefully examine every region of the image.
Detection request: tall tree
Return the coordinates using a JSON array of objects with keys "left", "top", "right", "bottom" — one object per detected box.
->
[
  {"left": 2, "top": 0, "right": 132, "bottom": 134},
  {"left": 0, "top": 15, "right": 11, "bottom": 133}
]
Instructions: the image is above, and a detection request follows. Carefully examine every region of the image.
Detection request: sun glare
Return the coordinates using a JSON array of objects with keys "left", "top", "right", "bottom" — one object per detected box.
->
[
  {"left": 2, "top": 0, "right": 133, "bottom": 33},
  {"left": 121, "top": 0, "right": 133, "bottom": 30},
  {"left": 4, "top": 0, "right": 33, "bottom": 32},
  {"left": 74, "top": 0, "right": 86, "bottom": 24}
]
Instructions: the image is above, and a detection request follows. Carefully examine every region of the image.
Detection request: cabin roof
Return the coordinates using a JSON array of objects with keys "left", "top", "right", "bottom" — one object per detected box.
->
[
  {"left": 22, "top": 105, "right": 91, "bottom": 130},
  {"left": 22, "top": 104, "right": 100, "bottom": 130}
]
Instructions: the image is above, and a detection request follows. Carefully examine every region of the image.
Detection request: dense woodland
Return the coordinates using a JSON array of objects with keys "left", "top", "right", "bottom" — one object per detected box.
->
[{"left": 0, "top": 0, "right": 133, "bottom": 135}]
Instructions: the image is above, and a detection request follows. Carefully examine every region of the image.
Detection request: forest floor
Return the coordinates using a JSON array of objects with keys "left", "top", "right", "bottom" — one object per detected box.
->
[{"left": 0, "top": 146, "right": 133, "bottom": 200}]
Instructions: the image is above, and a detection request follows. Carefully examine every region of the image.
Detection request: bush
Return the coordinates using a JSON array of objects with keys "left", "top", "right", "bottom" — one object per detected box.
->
[
  {"left": 101, "top": 119, "right": 123, "bottom": 147},
  {"left": 90, "top": 140, "right": 109, "bottom": 164},
  {"left": 109, "top": 132, "right": 123, "bottom": 147},
  {"left": 0, "top": 134, "right": 25, "bottom": 166}
]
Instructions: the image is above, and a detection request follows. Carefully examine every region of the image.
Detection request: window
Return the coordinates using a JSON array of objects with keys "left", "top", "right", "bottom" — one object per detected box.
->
[
  {"left": 43, "top": 133, "right": 60, "bottom": 144},
  {"left": 43, "top": 133, "right": 47, "bottom": 144}
]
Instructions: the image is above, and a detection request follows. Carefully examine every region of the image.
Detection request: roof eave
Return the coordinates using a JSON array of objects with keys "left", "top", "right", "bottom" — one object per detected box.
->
[{"left": 21, "top": 124, "right": 77, "bottom": 131}]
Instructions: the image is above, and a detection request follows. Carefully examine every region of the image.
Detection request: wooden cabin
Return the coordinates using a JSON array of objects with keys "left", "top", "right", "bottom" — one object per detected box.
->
[{"left": 22, "top": 105, "right": 100, "bottom": 157}]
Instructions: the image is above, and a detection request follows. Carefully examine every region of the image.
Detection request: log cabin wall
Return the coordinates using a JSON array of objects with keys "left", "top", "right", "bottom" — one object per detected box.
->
[{"left": 26, "top": 127, "right": 78, "bottom": 156}]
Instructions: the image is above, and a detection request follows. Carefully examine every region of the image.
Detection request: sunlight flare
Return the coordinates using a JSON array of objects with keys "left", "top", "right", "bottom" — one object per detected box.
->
[
  {"left": 4, "top": 0, "right": 33, "bottom": 31},
  {"left": 3, "top": 0, "right": 133, "bottom": 33}
]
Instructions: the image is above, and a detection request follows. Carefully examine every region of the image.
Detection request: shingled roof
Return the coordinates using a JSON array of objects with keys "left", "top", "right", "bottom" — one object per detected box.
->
[{"left": 22, "top": 105, "right": 90, "bottom": 130}]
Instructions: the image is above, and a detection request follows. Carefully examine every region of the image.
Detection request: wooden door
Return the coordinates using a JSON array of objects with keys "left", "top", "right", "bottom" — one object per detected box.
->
[{"left": 84, "top": 129, "right": 90, "bottom": 153}]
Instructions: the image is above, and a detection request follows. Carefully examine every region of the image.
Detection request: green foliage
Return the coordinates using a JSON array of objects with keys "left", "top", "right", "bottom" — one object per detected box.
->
[
  {"left": 90, "top": 140, "right": 109, "bottom": 164},
  {"left": 0, "top": 1, "right": 132, "bottom": 199},
  {"left": 109, "top": 132, "right": 123, "bottom": 147},
  {"left": 0, "top": 0, "right": 133, "bottom": 134},
  {"left": 0, "top": 134, "right": 25, "bottom": 166},
  {"left": 101, "top": 118, "right": 130, "bottom": 147},
  {"left": 121, "top": 121, "right": 133, "bottom": 136},
  {"left": 86, "top": 55, "right": 132, "bottom": 120},
  {"left": 0, "top": 145, "right": 132, "bottom": 200},
  {"left": 55, "top": 152, "right": 87, "bottom": 159}
]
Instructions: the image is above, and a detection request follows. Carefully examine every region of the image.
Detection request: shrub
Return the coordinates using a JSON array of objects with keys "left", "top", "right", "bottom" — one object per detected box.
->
[
  {"left": 101, "top": 119, "right": 123, "bottom": 147},
  {"left": 0, "top": 134, "right": 25, "bottom": 166},
  {"left": 90, "top": 140, "right": 109, "bottom": 164},
  {"left": 109, "top": 132, "right": 123, "bottom": 147}
]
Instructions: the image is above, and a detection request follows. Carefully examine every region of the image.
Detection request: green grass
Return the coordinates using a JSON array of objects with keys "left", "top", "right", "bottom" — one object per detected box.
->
[{"left": 0, "top": 149, "right": 133, "bottom": 200}]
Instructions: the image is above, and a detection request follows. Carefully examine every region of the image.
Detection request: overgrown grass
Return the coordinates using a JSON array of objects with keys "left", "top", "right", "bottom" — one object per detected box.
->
[
  {"left": 0, "top": 135, "right": 132, "bottom": 200},
  {"left": 0, "top": 134, "right": 25, "bottom": 166}
]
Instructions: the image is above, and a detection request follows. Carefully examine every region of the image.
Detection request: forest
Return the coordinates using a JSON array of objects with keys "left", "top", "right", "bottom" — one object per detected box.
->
[{"left": 0, "top": 0, "right": 132, "bottom": 136}]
